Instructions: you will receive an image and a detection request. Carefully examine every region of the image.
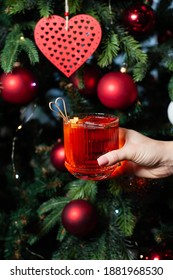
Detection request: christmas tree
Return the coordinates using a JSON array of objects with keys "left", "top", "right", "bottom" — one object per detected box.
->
[{"left": 1, "top": 0, "right": 173, "bottom": 260}]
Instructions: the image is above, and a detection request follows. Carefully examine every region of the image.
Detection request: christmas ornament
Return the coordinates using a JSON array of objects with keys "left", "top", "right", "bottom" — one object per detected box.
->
[
  {"left": 70, "top": 64, "right": 101, "bottom": 97},
  {"left": 97, "top": 71, "right": 138, "bottom": 110},
  {"left": 50, "top": 142, "right": 66, "bottom": 171},
  {"left": 123, "top": 4, "right": 155, "bottom": 36},
  {"left": 61, "top": 199, "right": 97, "bottom": 237},
  {"left": 167, "top": 101, "right": 173, "bottom": 125},
  {"left": 34, "top": 15, "right": 102, "bottom": 77},
  {"left": 0, "top": 67, "right": 38, "bottom": 104}
]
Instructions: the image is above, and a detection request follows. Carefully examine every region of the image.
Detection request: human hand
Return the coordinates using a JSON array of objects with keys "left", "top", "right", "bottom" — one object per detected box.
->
[{"left": 97, "top": 128, "right": 173, "bottom": 178}]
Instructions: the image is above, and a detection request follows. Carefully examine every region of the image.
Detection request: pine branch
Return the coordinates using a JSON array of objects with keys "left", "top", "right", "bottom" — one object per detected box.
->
[
  {"left": 97, "top": 32, "right": 120, "bottom": 68},
  {"left": 37, "top": 0, "right": 54, "bottom": 17},
  {"left": 163, "top": 54, "right": 173, "bottom": 71},
  {"left": 29, "top": 209, "right": 63, "bottom": 246},
  {"left": 29, "top": 196, "right": 69, "bottom": 245},
  {"left": 69, "top": 0, "right": 82, "bottom": 14},
  {"left": 65, "top": 179, "right": 98, "bottom": 202},
  {"left": 52, "top": 232, "right": 108, "bottom": 260},
  {"left": 19, "top": 38, "right": 39, "bottom": 64},
  {"left": 118, "top": 28, "right": 148, "bottom": 81},
  {"left": 3, "top": 208, "right": 31, "bottom": 259},
  {"left": 89, "top": 2, "right": 113, "bottom": 26},
  {"left": 6, "top": 0, "right": 28, "bottom": 14},
  {"left": 0, "top": 25, "right": 23, "bottom": 72},
  {"left": 38, "top": 197, "right": 70, "bottom": 216},
  {"left": 107, "top": 198, "right": 137, "bottom": 259},
  {"left": 108, "top": 224, "right": 137, "bottom": 259},
  {"left": 168, "top": 74, "right": 173, "bottom": 100},
  {"left": 67, "top": 87, "right": 96, "bottom": 113},
  {"left": 132, "top": 61, "right": 148, "bottom": 83},
  {"left": 0, "top": 24, "right": 39, "bottom": 72},
  {"left": 114, "top": 197, "right": 136, "bottom": 237},
  {"left": 5, "top": 1, "right": 52, "bottom": 16},
  {"left": 1, "top": 39, "right": 19, "bottom": 72}
]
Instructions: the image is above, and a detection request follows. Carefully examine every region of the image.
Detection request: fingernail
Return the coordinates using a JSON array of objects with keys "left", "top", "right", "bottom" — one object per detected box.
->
[{"left": 97, "top": 156, "right": 109, "bottom": 166}]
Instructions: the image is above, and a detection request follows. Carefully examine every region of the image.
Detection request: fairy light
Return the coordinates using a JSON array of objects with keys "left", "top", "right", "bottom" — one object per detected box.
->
[
  {"left": 11, "top": 104, "right": 37, "bottom": 180},
  {"left": 20, "top": 36, "right": 25, "bottom": 41},
  {"left": 153, "top": 254, "right": 160, "bottom": 260},
  {"left": 120, "top": 63, "right": 128, "bottom": 73}
]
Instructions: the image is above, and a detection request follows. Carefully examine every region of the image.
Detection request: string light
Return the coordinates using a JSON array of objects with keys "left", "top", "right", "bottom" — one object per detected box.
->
[
  {"left": 120, "top": 63, "right": 128, "bottom": 73},
  {"left": 11, "top": 103, "right": 37, "bottom": 180},
  {"left": 152, "top": 254, "right": 160, "bottom": 260}
]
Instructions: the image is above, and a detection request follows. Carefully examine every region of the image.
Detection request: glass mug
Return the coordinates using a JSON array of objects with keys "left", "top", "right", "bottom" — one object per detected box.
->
[{"left": 63, "top": 113, "right": 119, "bottom": 180}]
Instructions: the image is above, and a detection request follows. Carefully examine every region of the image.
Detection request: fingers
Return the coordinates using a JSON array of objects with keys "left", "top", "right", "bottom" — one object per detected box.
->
[
  {"left": 97, "top": 147, "right": 127, "bottom": 166},
  {"left": 97, "top": 128, "right": 129, "bottom": 166}
]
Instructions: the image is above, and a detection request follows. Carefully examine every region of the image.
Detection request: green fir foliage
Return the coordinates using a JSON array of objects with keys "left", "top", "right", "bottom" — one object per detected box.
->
[
  {"left": 37, "top": 0, "right": 54, "bottom": 18},
  {"left": 118, "top": 30, "right": 148, "bottom": 81},
  {"left": 168, "top": 75, "right": 173, "bottom": 100},
  {"left": 65, "top": 179, "right": 98, "bottom": 201},
  {"left": 69, "top": 0, "right": 82, "bottom": 15},
  {"left": 1, "top": 25, "right": 39, "bottom": 72},
  {"left": 5, "top": 0, "right": 28, "bottom": 14},
  {"left": 98, "top": 32, "right": 120, "bottom": 68},
  {"left": 113, "top": 197, "right": 136, "bottom": 237}
]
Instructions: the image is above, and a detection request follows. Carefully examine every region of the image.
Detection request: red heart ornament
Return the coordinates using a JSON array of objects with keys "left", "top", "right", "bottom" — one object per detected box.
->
[{"left": 34, "top": 14, "right": 102, "bottom": 77}]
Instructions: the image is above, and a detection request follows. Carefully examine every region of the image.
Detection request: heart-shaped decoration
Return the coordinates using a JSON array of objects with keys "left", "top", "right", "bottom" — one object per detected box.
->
[{"left": 34, "top": 14, "right": 102, "bottom": 77}]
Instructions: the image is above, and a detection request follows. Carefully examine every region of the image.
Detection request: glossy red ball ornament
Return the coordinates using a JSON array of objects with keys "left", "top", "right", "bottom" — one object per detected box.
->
[
  {"left": 61, "top": 199, "right": 97, "bottom": 237},
  {"left": 0, "top": 67, "right": 38, "bottom": 104},
  {"left": 70, "top": 65, "right": 101, "bottom": 97},
  {"left": 97, "top": 71, "right": 138, "bottom": 110},
  {"left": 123, "top": 4, "right": 155, "bottom": 35},
  {"left": 50, "top": 142, "right": 66, "bottom": 171}
]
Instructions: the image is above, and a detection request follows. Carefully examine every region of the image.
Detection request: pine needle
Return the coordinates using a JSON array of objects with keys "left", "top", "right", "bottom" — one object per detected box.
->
[
  {"left": 19, "top": 38, "right": 39, "bottom": 64},
  {"left": 37, "top": 0, "right": 54, "bottom": 17},
  {"left": 98, "top": 32, "right": 120, "bottom": 68},
  {"left": 168, "top": 74, "right": 173, "bottom": 100}
]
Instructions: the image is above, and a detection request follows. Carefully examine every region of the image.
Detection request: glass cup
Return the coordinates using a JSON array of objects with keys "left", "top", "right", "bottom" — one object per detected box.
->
[{"left": 63, "top": 113, "right": 119, "bottom": 180}]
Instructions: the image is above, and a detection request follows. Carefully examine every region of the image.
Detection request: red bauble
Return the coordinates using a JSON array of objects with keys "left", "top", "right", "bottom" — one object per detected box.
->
[
  {"left": 0, "top": 67, "right": 38, "bottom": 104},
  {"left": 97, "top": 71, "right": 138, "bottom": 110},
  {"left": 123, "top": 4, "right": 155, "bottom": 36},
  {"left": 50, "top": 142, "right": 66, "bottom": 171},
  {"left": 70, "top": 65, "right": 101, "bottom": 97},
  {"left": 61, "top": 199, "right": 97, "bottom": 237}
]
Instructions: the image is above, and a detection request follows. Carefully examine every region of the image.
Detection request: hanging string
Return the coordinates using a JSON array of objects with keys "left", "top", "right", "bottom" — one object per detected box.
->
[
  {"left": 49, "top": 97, "right": 69, "bottom": 122},
  {"left": 11, "top": 104, "right": 37, "bottom": 180},
  {"left": 65, "top": 0, "right": 69, "bottom": 31}
]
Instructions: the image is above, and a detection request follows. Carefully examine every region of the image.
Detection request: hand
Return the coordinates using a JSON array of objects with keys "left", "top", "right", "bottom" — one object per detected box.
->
[{"left": 97, "top": 128, "right": 173, "bottom": 178}]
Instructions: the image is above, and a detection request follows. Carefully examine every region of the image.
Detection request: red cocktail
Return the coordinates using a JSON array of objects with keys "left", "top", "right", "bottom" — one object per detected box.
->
[{"left": 64, "top": 113, "right": 119, "bottom": 180}]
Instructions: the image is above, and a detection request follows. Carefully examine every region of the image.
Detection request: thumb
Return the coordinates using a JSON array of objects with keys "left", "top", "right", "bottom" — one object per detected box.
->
[{"left": 97, "top": 146, "right": 128, "bottom": 166}]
